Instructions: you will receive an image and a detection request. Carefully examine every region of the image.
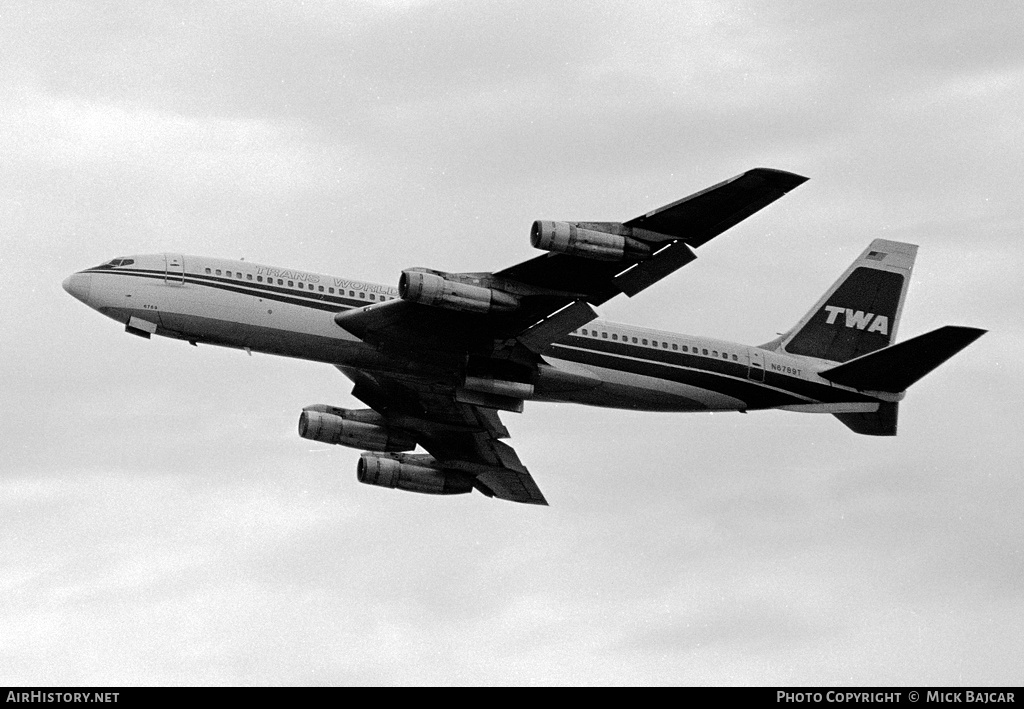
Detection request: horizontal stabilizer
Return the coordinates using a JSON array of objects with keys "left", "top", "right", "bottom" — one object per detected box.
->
[{"left": 820, "top": 326, "right": 986, "bottom": 392}]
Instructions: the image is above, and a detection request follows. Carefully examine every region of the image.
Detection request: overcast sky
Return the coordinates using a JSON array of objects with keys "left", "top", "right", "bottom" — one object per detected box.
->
[{"left": 2, "top": 0, "right": 1022, "bottom": 686}]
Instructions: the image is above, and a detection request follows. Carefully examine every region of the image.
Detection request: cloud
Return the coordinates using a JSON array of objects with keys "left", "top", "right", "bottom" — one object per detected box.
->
[
  {"left": 2, "top": 0, "right": 1021, "bottom": 686},
  {"left": 0, "top": 82, "right": 350, "bottom": 196}
]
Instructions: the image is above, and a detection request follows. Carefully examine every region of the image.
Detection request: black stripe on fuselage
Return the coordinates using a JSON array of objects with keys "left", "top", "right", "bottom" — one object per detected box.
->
[
  {"left": 88, "top": 266, "right": 873, "bottom": 407},
  {"left": 550, "top": 335, "right": 875, "bottom": 407},
  {"left": 86, "top": 266, "right": 366, "bottom": 312},
  {"left": 548, "top": 342, "right": 803, "bottom": 410}
]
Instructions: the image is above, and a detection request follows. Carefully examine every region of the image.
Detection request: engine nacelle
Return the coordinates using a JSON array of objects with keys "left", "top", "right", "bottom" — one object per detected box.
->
[
  {"left": 399, "top": 270, "right": 519, "bottom": 313},
  {"left": 357, "top": 453, "right": 473, "bottom": 496},
  {"left": 531, "top": 221, "right": 650, "bottom": 261},
  {"left": 298, "top": 409, "right": 416, "bottom": 452}
]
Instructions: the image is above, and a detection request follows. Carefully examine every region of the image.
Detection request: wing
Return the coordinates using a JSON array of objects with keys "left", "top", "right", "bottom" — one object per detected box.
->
[
  {"left": 330, "top": 168, "right": 806, "bottom": 505},
  {"left": 495, "top": 167, "right": 808, "bottom": 302},
  {"left": 336, "top": 168, "right": 808, "bottom": 358},
  {"left": 338, "top": 366, "right": 548, "bottom": 505}
]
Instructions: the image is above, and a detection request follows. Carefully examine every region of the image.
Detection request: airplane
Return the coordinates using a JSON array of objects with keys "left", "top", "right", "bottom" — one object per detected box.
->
[{"left": 62, "top": 168, "right": 985, "bottom": 506}]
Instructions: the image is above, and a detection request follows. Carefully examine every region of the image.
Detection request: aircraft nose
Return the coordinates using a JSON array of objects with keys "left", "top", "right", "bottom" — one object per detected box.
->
[{"left": 62, "top": 272, "right": 92, "bottom": 304}]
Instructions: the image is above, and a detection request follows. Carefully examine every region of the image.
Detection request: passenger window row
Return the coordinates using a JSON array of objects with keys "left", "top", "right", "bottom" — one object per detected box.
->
[
  {"left": 576, "top": 328, "right": 740, "bottom": 362},
  {"left": 201, "top": 267, "right": 397, "bottom": 301}
]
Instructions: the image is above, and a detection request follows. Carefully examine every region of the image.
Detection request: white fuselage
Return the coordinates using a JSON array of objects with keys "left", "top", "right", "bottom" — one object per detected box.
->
[{"left": 63, "top": 253, "right": 883, "bottom": 415}]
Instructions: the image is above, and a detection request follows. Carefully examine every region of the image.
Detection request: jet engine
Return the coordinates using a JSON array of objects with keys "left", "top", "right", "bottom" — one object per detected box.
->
[
  {"left": 399, "top": 270, "right": 519, "bottom": 313},
  {"left": 298, "top": 407, "right": 416, "bottom": 452},
  {"left": 357, "top": 453, "right": 473, "bottom": 496},
  {"left": 531, "top": 221, "right": 651, "bottom": 261}
]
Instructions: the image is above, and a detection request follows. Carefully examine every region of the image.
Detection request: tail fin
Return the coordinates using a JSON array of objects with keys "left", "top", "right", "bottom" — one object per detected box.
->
[
  {"left": 820, "top": 326, "right": 986, "bottom": 393},
  {"left": 766, "top": 239, "right": 917, "bottom": 363}
]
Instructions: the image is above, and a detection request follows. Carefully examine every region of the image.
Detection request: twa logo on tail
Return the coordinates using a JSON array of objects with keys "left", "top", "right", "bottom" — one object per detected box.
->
[{"left": 823, "top": 305, "right": 889, "bottom": 335}]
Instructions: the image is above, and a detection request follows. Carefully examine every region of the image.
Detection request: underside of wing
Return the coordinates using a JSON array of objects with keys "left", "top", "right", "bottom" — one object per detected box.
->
[
  {"left": 322, "top": 168, "right": 807, "bottom": 506},
  {"left": 495, "top": 167, "right": 808, "bottom": 302},
  {"left": 334, "top": 168, "right": 806, "bottom": 366},
  {"left": 623, "top": 168, "right": 808, "bottom": 246},
  {"left": 337, "top": 366, "right": 548, "bottom": 505}
]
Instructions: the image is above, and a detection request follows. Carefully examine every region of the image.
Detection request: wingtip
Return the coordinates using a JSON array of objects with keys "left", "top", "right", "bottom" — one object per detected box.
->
[
  {"left": 951, "top": 326, "right": 988, "bottom": 343},
  {"left": 748, "top": 167, "right": 810, "bottom": 191}
]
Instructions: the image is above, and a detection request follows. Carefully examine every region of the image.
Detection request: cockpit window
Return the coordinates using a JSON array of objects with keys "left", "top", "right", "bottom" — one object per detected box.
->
[{"left": 97, "top": 258, "right": 135, "bottom": 268}]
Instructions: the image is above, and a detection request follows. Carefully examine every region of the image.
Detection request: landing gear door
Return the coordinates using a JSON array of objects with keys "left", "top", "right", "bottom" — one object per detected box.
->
[
  {"left": 748, "top": 348, "right": 766, "bottom": 382},
  {"left": 164, "top": 253, "right": 185, "bottom": 285}
]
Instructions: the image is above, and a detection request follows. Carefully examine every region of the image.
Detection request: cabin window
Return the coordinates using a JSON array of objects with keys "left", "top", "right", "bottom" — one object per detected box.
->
[
  {"left": 257, "top": 276, "right": 263, "bottom": 282},
  {"left": 215, "top": 270, "right": 222, "bottom": 276},
  {"left": 732, "top": 354, "right": 738, "bottom": 361},
  {"left": 681, "top": 345, "right": 688, "bottom": 352},
  {"left": 702, "top": 349, "right": 708, "bottom": 355},
  {"left": 246, "top": 274, "right": 252, "bottom": 280},
  {"left": 226, "top": 271, "right": 232, "bottom": 277},
  {"left": 329, "top": 288, "right": 335, "bottom": 294},
  {"left": 581, "top": 329, "right": 587, "bottom": 335},
  {"left": 318, "top": 285, "right": 324, "bottom": 292},
  {"left": 602, "top": 332, "right": 608, "bottom": 339},
  {"left": 277, "top": 279, "right": 283, "bottom": 285},
  {"left": 349, "top": 290, "right": 355, "bottom": 297},
  {"left": 672, "top": 343, "right": 678, "bottom": 351},
  {"left": 359, "top": 292, "right": 365, "bottom": 299},
  {"left": 287, "top": 280, "right": 293, "bottom": 287},
  {"left": 722, "top": 352, "right": 728, "bottom": 360},
  {"left": 205, "top": 268, "right": 211, "bottom": 274},
  {"left": 662, "top": 342, "right": 668, "bottom": 349}
]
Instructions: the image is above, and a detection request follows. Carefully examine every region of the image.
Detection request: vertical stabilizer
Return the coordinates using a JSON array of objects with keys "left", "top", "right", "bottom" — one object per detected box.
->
[{"left": 768, "top": 239, "right": 916, "bottom": 363}]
